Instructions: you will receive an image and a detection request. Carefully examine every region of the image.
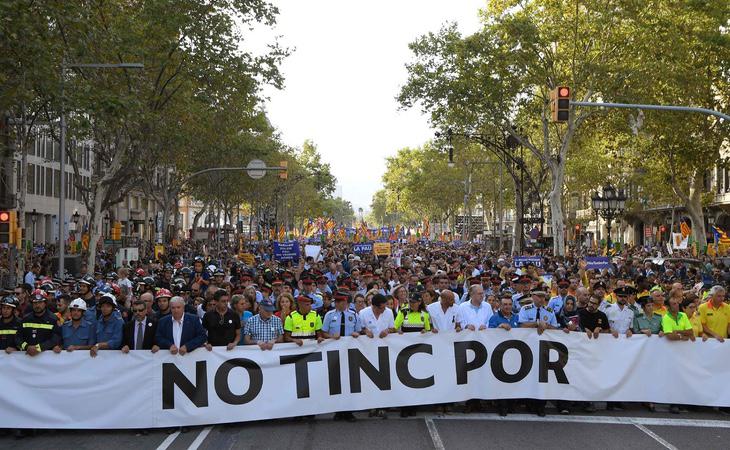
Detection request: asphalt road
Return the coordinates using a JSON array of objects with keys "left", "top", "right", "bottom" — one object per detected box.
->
[{"left": 3, "top": 403, "right": 730, "bottom": 450}]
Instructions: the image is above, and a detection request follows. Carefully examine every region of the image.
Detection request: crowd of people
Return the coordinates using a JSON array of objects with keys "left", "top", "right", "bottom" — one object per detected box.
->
[{"left": 2, "top": 240, "right": 729, "bottom": 435}]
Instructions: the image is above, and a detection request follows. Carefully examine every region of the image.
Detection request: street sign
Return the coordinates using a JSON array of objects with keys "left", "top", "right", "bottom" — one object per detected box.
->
[{"left": 246, "top": 159, "right": 267, "bottom": 179}]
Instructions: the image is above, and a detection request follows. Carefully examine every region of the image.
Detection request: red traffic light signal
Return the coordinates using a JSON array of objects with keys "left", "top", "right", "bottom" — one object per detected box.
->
[
  {"left": 550, "top": 86, "right": 570, "bottom": 123},
  {"left": 0, "top": 212, "right": 9, "bottom": 222}
]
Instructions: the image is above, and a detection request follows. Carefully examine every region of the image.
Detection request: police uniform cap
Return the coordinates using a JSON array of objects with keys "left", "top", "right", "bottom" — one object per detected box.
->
[
  {"left": 593, "top": 280, "right": 607, "bottom": 290},
  {"left": 614, "top": 286, "right": 637, "bottom": 297},
  {"left": 531, "top": 290, "right": 548, "bottom": 297},
  {"left": 296, "top": 295, "right": 313, "bottom": 303}
]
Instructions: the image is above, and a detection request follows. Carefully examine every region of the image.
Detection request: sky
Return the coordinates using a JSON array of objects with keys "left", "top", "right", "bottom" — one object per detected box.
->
[{"left": 253, "top": 0, "right": 485, "bottom": 213}]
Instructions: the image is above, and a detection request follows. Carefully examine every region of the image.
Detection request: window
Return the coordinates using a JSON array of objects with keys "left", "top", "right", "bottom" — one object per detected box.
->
[
  {"left": 27, "top": 164, "right": 35, "bottom": 195},
  {"left": 54, "top": 169, "right": 61, "bottom": 198},
  {"left": 36, "top": 165, "right": 43, "bottom": 195},
  {"left": 83, "top": 145, "right": 90, "bottom": 170},
  {"left": 45, "top": 167, "right": 52, "bottom": 197}
]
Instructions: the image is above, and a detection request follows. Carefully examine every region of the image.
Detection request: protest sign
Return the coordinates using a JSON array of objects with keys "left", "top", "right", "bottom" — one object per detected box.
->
[{"left": 273, "top": 241, "right": 300, "bottom": 262}]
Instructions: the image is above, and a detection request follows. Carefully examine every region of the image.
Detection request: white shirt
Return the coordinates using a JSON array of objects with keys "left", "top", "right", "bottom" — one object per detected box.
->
[
  {"left": 426, "top": 302, "right": 459, "bottom": 331},
  {"left": 358, "top": 306, "right": 395, "bottom": 335},
  {"left": 457, "top": 300, "right": 493, "bottom": 328},
  {"left": 604, "top": 303, "right": 636, "bottom": 334},
  {"left": 172, "top": 316, "right": 184, "bottom": 348}
]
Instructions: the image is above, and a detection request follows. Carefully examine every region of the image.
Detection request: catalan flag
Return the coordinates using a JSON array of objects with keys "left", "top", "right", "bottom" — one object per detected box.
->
[{"left": 680, "top": 220, "right": 691, "bottom": 239}]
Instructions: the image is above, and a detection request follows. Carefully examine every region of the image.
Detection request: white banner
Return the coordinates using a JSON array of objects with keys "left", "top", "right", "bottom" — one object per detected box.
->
[{"left": 2, "top": 329, "right": 730, "bottom": 429}]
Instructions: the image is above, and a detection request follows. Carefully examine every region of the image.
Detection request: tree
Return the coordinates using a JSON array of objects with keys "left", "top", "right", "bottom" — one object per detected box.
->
[
  {"left": 16, "top": 0, "right": 287, "bottom": 271},
  {"left": 398, "top": 1, "right": 647, "bottom": 255}
]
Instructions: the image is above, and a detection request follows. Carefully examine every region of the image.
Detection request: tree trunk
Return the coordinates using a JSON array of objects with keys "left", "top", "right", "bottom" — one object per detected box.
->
[
  {"left": 191, "top": 206, "right": 206, "bottom": 240},
  {"left": 549, "top": 161, "right": 566, "bottom": 257},
  {"left": 685, "top": 176, "right": 707, "bottom": 251},
  {"left": 86, "top": 188, "right": 105, "bottom": 274}
]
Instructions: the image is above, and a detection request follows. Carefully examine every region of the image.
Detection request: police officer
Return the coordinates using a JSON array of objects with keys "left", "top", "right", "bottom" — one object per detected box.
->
[
  {"left": 15, "top": 289, "right": 61, "bottom": 356},
  {"left": 301, "top": 277, "right": 324, "bottom": 311},
  {"left": 0, "top": 296, "right": 21, "bottom": 352},
  {"left": 393, "top": 292, "right": 432, "bottom": 417},
  {"left": 548, "top": 277, "right": 571, "bottom": 315},
  {"left": 322, "top": 292, "right": 363, "bottom": 422},
  {"left": 518, "top": 290, "right": 558, "bottom": 417},
  {"left": 284, "top": 295, "right": 324, "bottom": 345},
  {"left": 55, "top": 299, "right": 97, "bottom": 352}
]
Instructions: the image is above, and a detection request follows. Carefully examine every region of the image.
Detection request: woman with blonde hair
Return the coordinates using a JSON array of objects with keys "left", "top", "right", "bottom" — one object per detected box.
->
[{"left": 275, "top": 292, "right": 294, "bottom": 320}]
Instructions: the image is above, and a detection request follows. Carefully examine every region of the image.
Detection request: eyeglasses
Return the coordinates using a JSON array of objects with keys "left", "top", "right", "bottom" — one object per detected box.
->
[{"left": 133, "top": 308, "right": 146, "bottom": 313}]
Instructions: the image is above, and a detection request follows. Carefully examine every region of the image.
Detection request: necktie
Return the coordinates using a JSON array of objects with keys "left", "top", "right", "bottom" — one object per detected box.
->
[
  {"left": 535, "top": 306, "right": 541, "bottom": 324},
  {"left": 135, "top": 321, "right": 144, "bottom": 350},
  {"left": 340, "top": 311, "right": 346, "bottom": 336}
]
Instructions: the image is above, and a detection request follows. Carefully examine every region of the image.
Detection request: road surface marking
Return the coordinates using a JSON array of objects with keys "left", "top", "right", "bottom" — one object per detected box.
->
[
  {"left": 187, "top": 426, "right": 214, "bottom": 450},
  {"left": 632, "top": 422, "right": 678, "bottom": 450},
  {"left": 424, "top": 417, "right": 445, "bottom": 450},
  {"left": 423, "top": 413, "right": 730, "bottom": 428},
  {"left": 155, "top": 431, "right": 180, "bottom": 450}
]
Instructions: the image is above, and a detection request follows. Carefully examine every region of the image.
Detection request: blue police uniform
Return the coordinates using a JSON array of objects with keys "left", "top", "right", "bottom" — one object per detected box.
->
[
  {"left": 306, "top": 292, "right": 324, "bottom": 310},
  {"left": 518, "top": 303, "right": 559, "bottom": 328},
  {"left": 322, "top": 308, "right": 362, "bottom": 336},
  {"left": 61, "top": 320, "right": 97, "bottom": 349},
  {"left": 547, "top": 295, "right": 567, "bottom": 315},
  {"left": 95, "top": 315, "right": 124, "bottom": 349},
  {"left": 488, "top": 311, "right": 520, "bottom": 329}
]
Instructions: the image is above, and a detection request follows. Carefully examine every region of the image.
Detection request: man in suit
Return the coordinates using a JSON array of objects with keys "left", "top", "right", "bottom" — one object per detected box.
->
[
  {"left": 153, "top": 296, "right": 206, "bottom": 355},
  {"left": 121, "top": 299, "right": 158, "bottom": 352}
]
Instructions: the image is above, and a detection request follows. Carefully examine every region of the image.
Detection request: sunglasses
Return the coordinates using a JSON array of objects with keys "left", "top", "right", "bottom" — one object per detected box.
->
[{"left": 133, "top": 308, "right": 146, "bottom": 313}]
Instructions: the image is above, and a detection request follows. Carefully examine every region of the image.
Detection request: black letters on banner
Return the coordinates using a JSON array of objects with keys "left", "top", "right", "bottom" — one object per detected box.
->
[
  {"left": 539, "top": 340, "right": 570, "bottom": 384},
  {"left": 454, "top": 341, "right": 488, "bottom": 385},
  {"left": 348, "top": 347, "right": 391, "bottom": 393},
  {"left": 162, "top": 361, "right": 208, "bottom": 410},
  {"left": 280, "top": 352, "right": 323, "bottom": 399},
  {"left": 490, "top": 340, "right": 532, "bottom": 383},
  {"left": 214, "top": 358, "right": 264, "bottom": 405},
  {"left": 327, "top": 350, "right": 342, "bottom": 395},
  {"left": 395, "top": 344, "right": 434, "bottom": 389}
]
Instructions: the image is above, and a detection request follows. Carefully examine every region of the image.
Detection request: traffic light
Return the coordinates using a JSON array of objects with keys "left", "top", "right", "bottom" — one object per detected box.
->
[
  {"left": 550, "top": 86, "right": 570, "bottom": 122},
  {"left": 279, "top": 160, "right": 288, "bottom": 180},
  {"left": 0, "top": 211, "right": 10, "bottom": 244}
]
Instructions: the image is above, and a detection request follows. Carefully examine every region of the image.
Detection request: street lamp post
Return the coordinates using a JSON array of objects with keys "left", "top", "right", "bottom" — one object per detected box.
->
[
  {"left": 30, "top": 209, "right": 38, "bottom": 243},
  {"left": 58, "top": 61, "right": 143, "bottom": 278},
  {"left": 591, "top": 185, "right": 627, "bottom": 250}
]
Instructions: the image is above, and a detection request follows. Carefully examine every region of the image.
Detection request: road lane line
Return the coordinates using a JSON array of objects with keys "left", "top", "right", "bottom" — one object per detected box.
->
[
  {"left": 155, "top": 431, "right": 180, "bottom": 450},
  {"left": 423, "top": 413, "right": 730, "bottom": 428},
  {"left": 424, "top": 417, "right": 446, "bottom": 450},
  {"left": 632, "top": 422, "right": 678, "bottom": 450},
  {"left": 187, "top": 426, "right": 214, "bottom": 450}
]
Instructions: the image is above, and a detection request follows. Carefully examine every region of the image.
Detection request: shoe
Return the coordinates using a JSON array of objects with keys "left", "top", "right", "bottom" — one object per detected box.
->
[
  {"left": 670, "top": 405, "right": 680, "bottom": 414},
  {"left": 560, "top": 409, "right": 570, "bottom": 415},
  {"left": 400, "top": 410, "right": 408, "bottom": 418},
  {"left": 647, "top": 403, "right": 656, "bottom": 413},
  {"left": 498, "top": 408, "right": 508, "bottom": 417},
  {"left": 333, "top": 413, "right": 342, "bottom": 421},
  {"left": 344, "top": 413, "right": 357, "bottom": 423},
  {"left": 584, "top": 403, "right": 596, "bottom": 413}
]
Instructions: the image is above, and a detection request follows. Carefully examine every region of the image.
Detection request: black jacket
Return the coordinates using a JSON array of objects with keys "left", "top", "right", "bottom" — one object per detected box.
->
[{"left": 122, "top": 316, "right": 158, "bottom": 350}]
